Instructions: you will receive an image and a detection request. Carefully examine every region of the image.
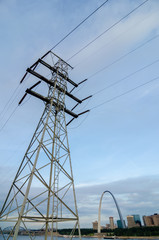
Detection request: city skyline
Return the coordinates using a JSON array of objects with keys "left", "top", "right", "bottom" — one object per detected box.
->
[
  {"left": 93, "top": 213, "right": 159, "bottom": 229},
  {"left": 0, "top": 0, "right": 159, "bottom": 228}
]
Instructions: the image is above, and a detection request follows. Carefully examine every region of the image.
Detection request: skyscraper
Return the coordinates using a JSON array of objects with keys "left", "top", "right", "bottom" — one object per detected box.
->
[
  {"left": 127, "top": 216, "right": 136, "bottom": 228},
  {"left": 143, "top": 216, "right": 154, "bottom": 226},
  {"left": 152, "top": 214, "right": 159, "bottom": 226},
  {"left": 92, "top": 221, "right": 98, "bottom": 230},
  {"left": 127, "top": 215, "right": 141, "bottom": 228},
  {"left": 133, "top": 214, "right": 141, "bottom": 226},
  {"left": 143, "top": 214, "right": 159, "bottom": 226},
  {"left": 117, "top": 219, "right": 126, "bottom": 229},
  {"left": 109, "top": 217, "right": 115, "bottom": 229}
]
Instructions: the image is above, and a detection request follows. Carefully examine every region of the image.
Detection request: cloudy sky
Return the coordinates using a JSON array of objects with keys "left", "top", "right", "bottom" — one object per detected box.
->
[{"left": 0, "top": 0, "right": 159, "bottom": 229}]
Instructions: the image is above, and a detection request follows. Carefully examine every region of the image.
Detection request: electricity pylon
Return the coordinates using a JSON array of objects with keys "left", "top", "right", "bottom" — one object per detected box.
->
[{"left": 0, "top": 52, "right": 91, "bottom": 240}]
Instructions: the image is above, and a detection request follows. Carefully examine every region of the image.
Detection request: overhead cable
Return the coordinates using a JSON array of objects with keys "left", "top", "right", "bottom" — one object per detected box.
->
[
  {"left": 20, "top": 1, "right": 109, "bottom": 84},
  {"left": 0, "top": 82, "right": 27, "bottom": 126},
  {"left": 67, "top": 0, "right": 149, "bottom": 61},
  {"left": 0, "top": 106, "right": 18, "bottom": 133},
  {"left": 20, "top": 0, "right": 109, "bottom": 85},
  {"left": 93, "top": 58, "right": 159, "bottom": 95},
  {"left": 91, "top": 76, "right": 159, "bottom": 110},
  {"left": 88, "top": 34, "right": 159, "bottom": 79},
  {"left": 58, "top": 74, "right": 159, "bottom": 129},
  {"left": 74, "top": 7, "right": 157, "bottom": 69},
  {"left": 50, "top": 0, "right": 109, "bottom": 51},
  {"left": 70, "top": 58, "right": 159, "bottom": 116},
  {"left": 0, "top": 85, "right": 20, "bottom": 119}
]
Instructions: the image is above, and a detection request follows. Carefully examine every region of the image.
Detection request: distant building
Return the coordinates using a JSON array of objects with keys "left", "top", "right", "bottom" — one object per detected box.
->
[
  {"left": 143, "top": 214, "right": 159, "bottom": 227},
  {"left": 133, "top": 214, "right": 141, "bottom": 226},
  {"left": 152, "top": 214, "right": 159, "bottom": 226},
  {"left": 92, "top": 221, "right": 98, "bottom": 230},
  {"left": 106, "top": 224, "right": 110, "bottom": 229},
  {"left": 92, "top": 217, "right": 119, "bottom": 231},
  {"left": 117, "top": 219, "right": 126, "bottom": 229},
  {"left": 143, "top": 216, "right": 153, "bottom": 226},
  {"left": 127, "top": 215, "right": 140, "bottom": 228},
  {"left": 109, "top": 217, "right": 115, "bottom": 229},
  {"left": 127, "top": 216, "right": 136, "bottom": 228}
]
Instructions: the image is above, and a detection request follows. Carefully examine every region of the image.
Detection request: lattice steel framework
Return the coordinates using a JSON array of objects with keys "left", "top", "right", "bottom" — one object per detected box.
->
[{"left": 0, "top": 52, "right": 89, "bottom": 240}]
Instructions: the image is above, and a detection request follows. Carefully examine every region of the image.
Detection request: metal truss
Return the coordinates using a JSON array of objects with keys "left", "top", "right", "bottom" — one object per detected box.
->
[{"left": 0, "top": 52, "right": 88, "bottom": 240}]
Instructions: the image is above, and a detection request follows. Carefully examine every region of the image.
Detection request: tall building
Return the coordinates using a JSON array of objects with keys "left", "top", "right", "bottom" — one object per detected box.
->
[
  {"left": 92, "top": 220, "right": 111, "bottom": 230},
  {"left": 152, "top": 214, "right": 159, "bottom": 226},
  {"left": 143, "top": 214, "right": 159, "bottom": 227},
  {"left": 109, "top": 216, "right": 115, "bottom": 229},
  {"left": 133, "top": 214, "right": 141, "bottom": 226},
  {"left": 92, "top": 221, "right": 98, "bottom": 230},
  {"left": 127, "top": 215, "right": 141, "bottom": 228},
  {"left": 117, "top": 219, "right": 126, "bottom": 229},
  {"left": 143, "top": 216, "right": 153, "bottom": 226},
  {"left": 127, "top": 216, "right": 136, "bottom": 228}
]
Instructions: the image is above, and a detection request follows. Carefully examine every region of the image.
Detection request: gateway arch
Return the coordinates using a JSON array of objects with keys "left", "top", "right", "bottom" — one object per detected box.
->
[{"left": 98, "top": 190, "right": 125, "bottom": 233}]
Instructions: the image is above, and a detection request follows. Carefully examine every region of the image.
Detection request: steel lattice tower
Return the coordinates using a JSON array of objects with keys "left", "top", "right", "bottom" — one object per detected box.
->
[{"left": 0, "top": 52, "right": 90, "bottom": 240}]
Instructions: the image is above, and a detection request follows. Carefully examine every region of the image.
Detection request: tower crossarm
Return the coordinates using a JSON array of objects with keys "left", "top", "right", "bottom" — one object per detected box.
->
[
  {"left": 20, "top": 51, "right": 51, "bottom": 84},
  {"left": 38, "top": 58, "right": 77, "bottom": 87},
  {"left": 64, "top": 89, "right": 82, "bottom": 103},
  {"left": 71, "top": 95, "right": 92, "bottom": 111},
  {"left": 26, "top": 89, "right": 78, "bottom": 118},
  {"left": 27, "top": 68, "right": 82, "bottom": 103},
  {"left": 26, "top": 89, "right": 50, "bottom": 104},
  {"left": 70, "top": 78, "right": 88, "bottom": 93},
  {"left": 66, "top": 110, "right": 90, "bottom": 126}
]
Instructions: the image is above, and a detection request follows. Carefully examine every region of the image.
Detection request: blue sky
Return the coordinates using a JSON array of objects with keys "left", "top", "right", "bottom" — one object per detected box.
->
[{"left": 0, "top": 0, "right": 159, "bottom": 228}]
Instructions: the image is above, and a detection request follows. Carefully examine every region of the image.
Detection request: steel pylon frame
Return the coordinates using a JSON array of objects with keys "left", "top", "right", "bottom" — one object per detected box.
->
[{"left": 0, "top": 52, "right": 82, "bottom": 240}]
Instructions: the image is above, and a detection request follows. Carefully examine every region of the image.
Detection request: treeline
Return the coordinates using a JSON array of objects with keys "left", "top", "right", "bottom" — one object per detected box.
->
[
  {"left": 114, "top": 226, "right": 159, "bottom": 236},
  {"left": 58, "top": 228, "right": 96, "bottom": 235},
  {"left": 58, "top": 227, "right": 159, "bottom": 236}
]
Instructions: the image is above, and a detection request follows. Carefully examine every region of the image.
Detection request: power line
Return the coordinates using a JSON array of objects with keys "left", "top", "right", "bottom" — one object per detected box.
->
[
  {"left": 0, "top": 80, "right": 28, "bottom": 126},
  {"left": 0, "top": 62, "right": 43, "bottom": 131},
  {"left": 69, "top": 74, "right": 159, "bottom": 129},
  {"left": 67, "top": 0, "right": 149, "bottom": 62},
  {"left": 69, "top": 33, "right": 159, "bottom": 99},
  {"left": 93, "top": 58, "right": 159, "bottom": 96},
  {"left": 69, "top": 59, "right": 159, "bottom": 127},
  {"left": 0, "top": 0, "right": 108, "bottom": 115},
  {"left": 88, "top": 34, "right": 159, "bottom": 79},
  {"left": 50, "top": 0, "right": 109, "bottom": 51},
  {"left": 91, "top": 76, "right": 159, "bottom": 110},
  {"left": 20, "top": 1, "right": 109, "bottom": 82},
  {"left": 0, "top": 0, "right": 109, "bottom": 128},
  {"left": 0, "top": 0, "right": 156, "bottom": 132},
  {"left": 0, "top": 85, "right": 20, "bottom": 118},
  {"left": 73, "top": 7, "right": 156, "bottom": 69},
  {"left": 0, "top": 106, "right": 18, "bottom": 133},
  {"left": 0, "top": 82, "right": 42, "bottom": 133},
  {"left": 68, "top": 75, "right": 159, "bottom": 129}
]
